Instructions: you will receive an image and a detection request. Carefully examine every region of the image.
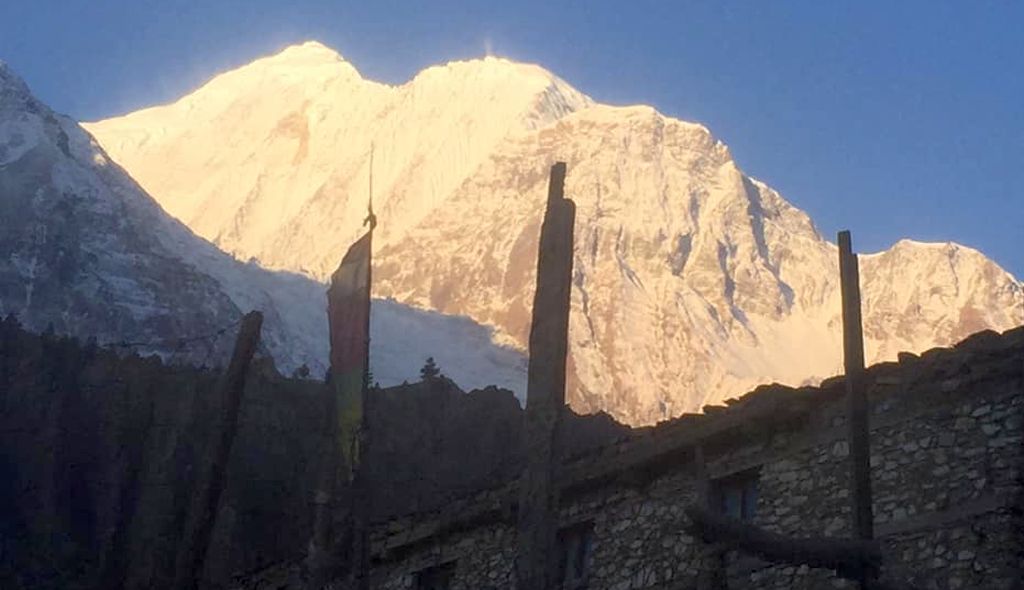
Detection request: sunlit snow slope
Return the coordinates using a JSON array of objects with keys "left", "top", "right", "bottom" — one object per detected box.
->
[
  {"left": 0, "top": 60, "right": 527, "bottom": 394},
  {"left": 85, "top": 42, "right": 1023, "bottom": 425}
]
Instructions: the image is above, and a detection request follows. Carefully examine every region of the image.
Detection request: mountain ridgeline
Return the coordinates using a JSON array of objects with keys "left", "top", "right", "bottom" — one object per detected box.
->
[
  {"left": 2, "top": 42, "right": 1020, "bottom": 425},
  {"left": 0, "top": 58, "right": 527, "bottom": 396}
]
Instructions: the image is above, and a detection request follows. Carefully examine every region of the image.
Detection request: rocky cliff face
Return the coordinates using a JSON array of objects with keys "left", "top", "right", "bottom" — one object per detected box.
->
[
  {"left": 83, "top": 43, "right": 1024, "bottom": 425},
  {"left": 0, "top": 60, "right": 527, "bottom": 392},
  {"left": 0, "top": 61, "right": 243, "bottom": 365},
  {"left": 0, "top": 59, "right": 335, "bottom": 371}
]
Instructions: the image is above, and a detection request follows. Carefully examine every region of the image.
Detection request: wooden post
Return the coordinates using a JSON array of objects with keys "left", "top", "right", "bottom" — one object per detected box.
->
[
  {"left": 173, "top": 311, "right": 263, "bottom": 590},
  {"left": 515, "top": 162, "right": 576, "bottom": 590},
  {"left": 838, "top": 231, "right": 876, "bottom": 587},
  {"left": 98, "top": 391, "right": 156, "bottom": 590},
  {"left": 350, "top": 381, "right": 371, "bottom": 590},
  {"left": 694, "top": 445, "right": 711, "bottom": 507},
  {"left": 693, "top": 445, "right": 727, "bottom": 590}
]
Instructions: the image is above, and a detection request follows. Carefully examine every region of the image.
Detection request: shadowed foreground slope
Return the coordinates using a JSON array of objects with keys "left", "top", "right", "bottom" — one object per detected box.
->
[{"left": 0, "top": 317, "right": 625, "bottom": 589}]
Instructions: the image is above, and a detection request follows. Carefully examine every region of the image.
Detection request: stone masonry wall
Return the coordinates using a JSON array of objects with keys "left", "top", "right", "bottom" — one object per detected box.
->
[
  {"left": 367, "top": 328, "right": 1023, "bottom": 590},
  {"left": 719, "top": 340, "right": 1023, "bottom": 590},
  {"left": 375, "top": 521, "right": 517, "bottom": 590}
]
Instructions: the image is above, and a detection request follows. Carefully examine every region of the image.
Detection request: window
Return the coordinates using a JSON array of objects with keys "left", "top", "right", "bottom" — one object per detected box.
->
[
  {"left": 557, "top": 522, "right": 594, "bottom": 590},
  {"left": 712, "top": 469, "right": 759, "bottom": 522},
  {"left": 414, "top": 561, "right": 455, "bottom": 590}
]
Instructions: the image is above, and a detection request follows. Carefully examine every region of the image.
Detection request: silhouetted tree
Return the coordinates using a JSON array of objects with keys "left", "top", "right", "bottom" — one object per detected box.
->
[{"left": 420, "top": 357, "right": 440, "bottom": 381}]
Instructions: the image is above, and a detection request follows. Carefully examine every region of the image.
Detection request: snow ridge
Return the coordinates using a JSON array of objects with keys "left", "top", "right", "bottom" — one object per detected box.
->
[
  {"left": 0, "top": 64, "right": 530, "bottom": 394},
  {"left": 69, "top": 42, "right": 1024, "bottom": 424}
]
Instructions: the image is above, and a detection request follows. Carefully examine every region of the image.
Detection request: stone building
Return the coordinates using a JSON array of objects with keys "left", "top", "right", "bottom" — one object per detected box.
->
[
  {"left": 3, "top": 317, "right": 1019, "bottom": 589},
  {"left": 356, "top": 326, "right": 1023, "bottom": 590}
]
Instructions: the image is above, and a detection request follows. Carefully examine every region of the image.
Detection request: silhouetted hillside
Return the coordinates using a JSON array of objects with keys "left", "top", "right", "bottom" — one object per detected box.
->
[{"left": 0, "top": 317, "right": 628, "bottom": 589}]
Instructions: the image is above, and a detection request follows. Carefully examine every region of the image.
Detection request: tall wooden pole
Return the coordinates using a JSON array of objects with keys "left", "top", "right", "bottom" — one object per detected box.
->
[
  {"left": 351, "top": 163, "right": 374, "bottom": 590},
  {"left": 308, "top": 146, "right": 378, "bottom": 590},
  {"left": 515, "top": 162, "right": 575, "bottom": 590},
  {"left": 838, "top": 231, "right": 875, "bottom": 587},
  {"left": 694, "top": 445, "right": 726, "bottom": 590},
  {"left": 307, "top": 382, "right": 340, "bottom": 588},
  {"left": 173, "top": 311, "right": 263, "bottom": 590}
]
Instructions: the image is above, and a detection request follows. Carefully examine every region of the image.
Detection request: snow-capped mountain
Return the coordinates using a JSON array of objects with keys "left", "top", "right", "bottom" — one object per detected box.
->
[
  {"left": 79, "top": 42, "right": 1024, "bottom": 425},
  {"left": 85, "top": 42, "right": 590, "bottom": 276},
  {"left": 1, "top": 61, "right": 246, "bottom": 364},
  {"left": 0, "top": 60, "right": 527, "bottom": 393}
]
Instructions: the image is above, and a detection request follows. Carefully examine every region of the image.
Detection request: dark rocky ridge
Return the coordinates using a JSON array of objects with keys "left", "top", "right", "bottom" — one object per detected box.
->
[
  {"left": 0, "top": 316, "right": 628, "bottom": 589},
  {"left": 369, "top": 378, "right": 628, "bottom": 519}
]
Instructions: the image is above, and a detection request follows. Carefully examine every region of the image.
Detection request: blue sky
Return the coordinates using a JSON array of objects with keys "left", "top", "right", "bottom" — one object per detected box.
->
[{"left": 2, "top": 1, "right": 1021, "bottom": 277}]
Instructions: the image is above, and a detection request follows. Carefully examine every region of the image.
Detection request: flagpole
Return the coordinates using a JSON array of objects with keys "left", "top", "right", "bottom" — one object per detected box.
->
[
  {"left": 363, "top": 141, "right": 375, "bottom": 390},
  {"left": 352, "top": 142, "right": 375, "bottom": 590},
  {"left": 307, "top": 144, "right": 377, "bottom": 590}
]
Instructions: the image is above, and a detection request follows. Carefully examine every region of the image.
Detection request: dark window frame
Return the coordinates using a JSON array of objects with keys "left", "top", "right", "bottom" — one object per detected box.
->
[
  {"left": 711, "top": 467, "right": 760, "bottom": 522},
  {"left": 557, "top": 521, "right": 594, "bottom": 590}
]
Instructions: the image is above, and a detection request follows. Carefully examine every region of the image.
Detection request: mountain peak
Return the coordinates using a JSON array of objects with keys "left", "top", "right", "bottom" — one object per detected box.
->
[
  {"left": 272, "top": 40, "right": 346, "bottom": 63},
  {"left": 419, "top": 55, "right": 557, "bottom": 81},
  {"left": 879, "top": 238, "right": 1021, "bottom": 284},
  {"left": 0, "top": 60, "right": 32, "bottom": 98},
  {"left": 244, "top": 40, "right": 359, "bottom": 80},
  {"left": 894, "top": 237, "right": 955, "bottom": 249},
  {"left": 409, "top": 55, "right": 587, "bottom": 99},
  {"left": 878, "top": 238, "right": 984, "bottom": 262}
]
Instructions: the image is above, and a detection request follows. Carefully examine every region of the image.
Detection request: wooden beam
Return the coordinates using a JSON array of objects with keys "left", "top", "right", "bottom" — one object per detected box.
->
[
  {"left": 173, "top": 311, "right": 264, "bottom": 590},
  {"left": 515, "top": 162, "right": 576, "bottom": 590},
  {"left": 684, "top": 505, "right": 880, "bottom": 581},
  {"left": 839, "top": 230, "right": 876, "bottom": 588}
]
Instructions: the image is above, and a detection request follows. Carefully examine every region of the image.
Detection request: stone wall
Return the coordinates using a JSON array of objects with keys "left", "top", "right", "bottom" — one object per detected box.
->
[
  {"left": 365, "top": 327, "right": 1024, "bottom": 590},
  {"left": 375, "top": 520, "right": 517, "bottom": 590},
  {"left": 719, "top": 333, "right": 1024, "bottom": 589}
]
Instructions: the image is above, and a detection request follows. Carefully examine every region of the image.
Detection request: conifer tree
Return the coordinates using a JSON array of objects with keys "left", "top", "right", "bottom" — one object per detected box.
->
[{"left": 420, "top": 357, "right": 440, "bottom": 381}]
